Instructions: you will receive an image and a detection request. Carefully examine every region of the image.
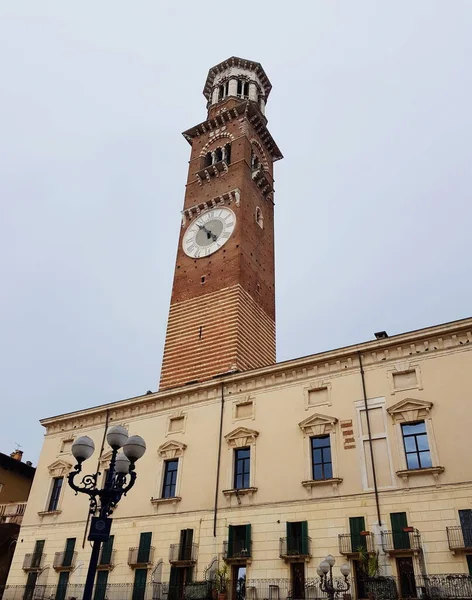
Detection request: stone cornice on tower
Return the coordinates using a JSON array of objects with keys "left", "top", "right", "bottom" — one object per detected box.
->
[{"left": 203, "top": 56, "right": 272, "bottom": 102}]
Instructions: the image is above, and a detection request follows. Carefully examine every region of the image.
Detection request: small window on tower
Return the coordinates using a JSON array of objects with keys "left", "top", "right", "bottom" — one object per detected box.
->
[
  {"left": 237, "top": 79, "right": 249, "bottom": 99},
  {"left": 215, "top": 148, "right": 223, "bottom": 163},
  {"left": 203, "top": 152, "right": 212, "bottom": 168},
  {"left": 218, "top": 82, "right": 229, "bottom": 101},
  {"left": 256, "top": 207, "right": 263, "bottom": 229},
  {"left": 251, "top": 151, "right": 261, "bottom": 172},
  {"left": 225, "top": 143, "right": 231, "bottom": 165}
]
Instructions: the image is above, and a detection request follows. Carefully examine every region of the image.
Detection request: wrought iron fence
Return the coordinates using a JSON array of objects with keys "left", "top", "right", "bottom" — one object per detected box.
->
[
  {"left": 446, "top": 526, "right": 472, "bottom": 551},
  {"left": 2, "top": 575, "right": 472, "bottom": 600},
  {"left": 381, "top": 529, "right": 422, "bottom": 553},
  {"left": 169, "top": 543, "right": 198, "bottom": 564},
  {"left": 338, "top": 532, "right": 375, "bottom": 555},
  {"left": 279, "top": 537, "right": 311, "bottom": 558}
]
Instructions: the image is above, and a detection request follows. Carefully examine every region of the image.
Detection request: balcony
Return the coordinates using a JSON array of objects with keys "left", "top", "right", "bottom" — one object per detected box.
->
[
  {"left": 169, "top": 542, "right": 198, "bottom": 566},
  {"left": 23, "top": 553, "right": 46, "bottom": 571},
  {"left": 339, "top": 532, "right": 375, "bottom": 557},
  {"left": 251, "top": 168, "right": 274, "bottom": 199},
  {"left": 53, "top": 551, "right": 77, "bottom": 571},
  {"left": 447, "top": 526, "right": 472, "bottom": 552},
  {"left": 381, "top": 529, "right": 422, "bottom": 554},
  {"left": 279, "top": 537, "right": 311, "bottom": 561},
  {"left": 0, "top": 501, "right": 27, "bottom": 525},
  {"left": 196, "top": 160, "right": 229, "bottom": 184},
  {"left": 223, "top": 539, "right": 252, "bottom": 563},
  {"left": 128, "top": 546, "right": 155, "bottom": 568},
  {"left": 97, "top": 548, "right": 116, "bottom": 570}
]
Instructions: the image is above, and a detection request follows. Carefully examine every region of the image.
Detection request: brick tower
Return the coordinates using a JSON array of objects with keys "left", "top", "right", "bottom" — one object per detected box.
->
[{"left": 159, "top": 57, "right": 282, "bottom": 390}]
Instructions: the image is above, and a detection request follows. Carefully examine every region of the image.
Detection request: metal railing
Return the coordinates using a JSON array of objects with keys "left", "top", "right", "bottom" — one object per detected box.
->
[
  {"left": 279, "top": 537, "right": 311, "bottom": 559},
  {"left": 223, "top": 539, "right": 252, "bottom": 560},
  {"left": 0, "top": 502, "right": 27, "bottom": 525},
  {"left": 128, "top": 546, "right": 155, "bottom": 566},
  {"left": 381, "top": 529, "right": 422, "bottom": 552},
  {"left": 447, "top": 526, "right": 472, "bottom": 551},
  {"left": 53, "top": 550, "right": 77, "bottom": 570},
  {"left": 22, "top": 553, "right": 45, "bottom": 571},
  {"left": 338, "top": 532, "right": 375, "bottom": 555},
  {"left": 169, "top": 542, "right": 198, "bottom": 564}
]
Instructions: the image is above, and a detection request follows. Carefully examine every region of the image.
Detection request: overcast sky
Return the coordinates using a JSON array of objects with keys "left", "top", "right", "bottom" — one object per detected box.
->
[{"left": 1, "top": 1, "right": 471, "bottom": 464}]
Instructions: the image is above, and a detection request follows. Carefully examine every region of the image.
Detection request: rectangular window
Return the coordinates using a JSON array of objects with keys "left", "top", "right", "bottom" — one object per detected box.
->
[
  {"left": 137, "top": 532, "right": 152, "bottom": 564},
  {"left": 311, "top": 435, "right": 332, "bottom": 480},
  {"left": 94, "top": 571, "right": 109, "bottom": 600},
  {"left": 234, "top": 448, "right": 250, "bottom": 489},
  {"left": 48, "top": 477, "right": 63, "bottom": 512},
  {"left": 23, "top": 572, "right": 38, "bottom": 600},
  {"left": 63, "top": 538, "right": 76, "bottom": 567},
  {"left": 227, "top": 524, "right": 251, "bottom": 559},
  {"left": 178, "top": 529, "right": 194, "bottom": 561},
  {"left": 390, "top": 512, "right": 410, "bottom": 550},
  {"left": 459, "top": 510, "right": 472, "bottom": 547},
  {"left": 56, "top": 571, "right": 70, "bottom": 600},
  {"left": 31, "top": 540, "right": 45, "bottom": 569},
  {"left": 286, "top": 521, "right": 309, "bottom": 555},
  {"left": 100, "top": 535, "right": 114, "bottom": 566},
  {"left": 402, "top": 421, "right": 432, "bottom": 469},
  {"left": 162, "top": 459, "right": 178, "bottom": 498},
  {"left": 132, "top": 569, "right": 147, "bottom": 600},
  {"left": 349, "top": 516, "right": 366, "bottom": 552}
]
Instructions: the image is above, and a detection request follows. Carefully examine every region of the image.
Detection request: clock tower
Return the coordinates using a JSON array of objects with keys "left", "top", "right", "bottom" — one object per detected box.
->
[{"left": 159, "top": 57, "right": 282, "bottom": 390}]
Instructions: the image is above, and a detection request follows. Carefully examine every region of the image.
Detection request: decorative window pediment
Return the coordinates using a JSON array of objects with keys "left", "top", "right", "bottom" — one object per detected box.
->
[
  {"left": 98, "top": 450, "right": 114, "bottom": 465},
  {"left": 298, "top": 413, "right": 337, "bottom": 436},
  {"left": 47, "top": 459, "right": 73, "bottom": 477},
  {"left": 157, "top": 440, "right": 187, "bottom": 459},
  {"left": 387, "top": 398, "right": 433, "bottom": 423},
  {"left": 224, "top": 427, "right": 259, "bottom": 448}
]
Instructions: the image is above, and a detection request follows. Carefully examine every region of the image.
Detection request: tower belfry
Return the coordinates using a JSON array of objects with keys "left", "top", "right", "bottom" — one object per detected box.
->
[{"left": 159, "top": 57, "right": 282, "bottom": 390}]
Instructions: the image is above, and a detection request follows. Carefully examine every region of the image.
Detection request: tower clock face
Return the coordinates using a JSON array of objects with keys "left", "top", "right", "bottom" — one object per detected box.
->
[{"left": 183, "top": 207, "right": 236, "bottom": 258}]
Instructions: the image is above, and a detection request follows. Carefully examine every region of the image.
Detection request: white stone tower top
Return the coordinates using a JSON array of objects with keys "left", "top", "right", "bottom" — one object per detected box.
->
[{"left": 203, "top": 56, "right": 272, "bottom": 114}]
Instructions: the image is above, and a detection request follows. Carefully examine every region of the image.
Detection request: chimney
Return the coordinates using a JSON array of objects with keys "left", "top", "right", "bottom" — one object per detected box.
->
[{"left": 10, "top": 450, "right": 23, "bottom": 461}]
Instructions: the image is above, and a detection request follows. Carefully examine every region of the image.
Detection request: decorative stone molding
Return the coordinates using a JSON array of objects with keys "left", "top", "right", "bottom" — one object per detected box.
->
[
  {"left": 396, "top": 466, "right": 445, "bottom": 489},
  {"left": 298, "top": 413, "right": 337, "bottom": 437},
  {"left": 38, "top": 509, "right": 62, "bottom": 517},
  {"left": 250, "top": 139, "right": 269, "bottom": 171},
  {"left": 303, "top": 381, "right": 332, "bottom": 411},
  {"left": 166, "top": 410, "right": 187, "bottom": 436},
  {"left": 98, "top": 450, "right": 114, "bottom": 466},
  {"left": 387, "top": 398, "right": 433, "bottom": 424},
  {"left": 181, "top": 189, "right": 240, "bottom": 226},
  {"left": 302, "top": 478, "right": 343, "bottom": 491},
  {"left": 222, "top": 487, "right": 257, "bottom": 498},
  {"left": 47, "top": 460, "right": 73, "bottom": 478},
  {"left": 200, "top": 132, "right": 235, "bottom": 156},
  {"left": 387, "top": 363, "right": 423, "bottom": 395},
  {"left": 232, "top": 397, "right": 255, "bottom": 422},
  {"left": 157, "top": 440, "right": 187, "bottom": 459},
  {"left": 150, "top": 496, "right": 182, "bottom": 507},
  {"left": 224, "top": 427, "right": 259, "bottom": 448}
]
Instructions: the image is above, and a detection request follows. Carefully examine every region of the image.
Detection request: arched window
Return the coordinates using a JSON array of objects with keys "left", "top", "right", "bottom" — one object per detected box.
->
[
  {"left": 224, "top": 143, "right": 231, "bottom": 164},
  {"left": 215, "top": 148, "right": 223, "bottom": 163},
  {"left": 256, "top": 207, "right": 263, "bottom": 229},
  {"left": 218, "top": 81, "right": 229, "bottom": 101},
  {"left": 237, "top": 79, "right": 249, "bottom": 100},
  {"left": 203, "top": 152, "right": 212, "bottom": 168},
  {"left": 251, "top": 151, "right": 262, "bottom": 172}
]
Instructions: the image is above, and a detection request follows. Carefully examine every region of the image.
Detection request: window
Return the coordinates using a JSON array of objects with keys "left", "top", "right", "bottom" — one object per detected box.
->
[
  {"left": 56, "top": 572, "right": 70, "bottom": 600},
  {"left": 237, "top": 79, "right": 249, "bottom": 99},
  {"left": 286, "top": 521, "right": 309, "bottom": 555},
  {"left": 349, "top": 516, "right": 366, "bottom": 552},
  {"left": 137, "top": 532, "right": 152, "bottom": 564},
  {"left": 31, "top": 540, "right": 45, "bottom": 569},
  {"left": 401, "top": 421, "right": 432, "bottom": 469},
  {"left": 459, "top": 510, "right": 472, "bottom": 547},
  {"left": 234, "top": 448, "right": 250, "bottom": 489},
  {"left": 94, "top": 571, "right": 109, "bottom": 600},
  {"left": 48, "top": 477, "right": 63, "bottom": 512},
  {"left": 63, "top": 538, "right": 76, "bottom": 567},
  {"left": 218, "top": 82, "right": 229, "bottom": 101},
  {"left": 99, "top": 535, "right": 114, "bottom": 566},
  {"left": 311, "top": 435, "right": 332, "bottom": 480},
  {"left": 255, "top": 207, "right": 263, "bottom": 229},
  {"left": 178, "top": 529, "right": 194, "bottom": 561},
  {"left": 251, "top": 151, "right": 261, "bottom": 171},
  {"left": 390, "top": 512, "right": 410, "bottom": 550},
  {"left": 132, "top": 569, "right": 147, "bottom": 600},
  {"left": 227, "top": 524, "right": 251, "bottom": 559},
  {"left": 162, "top": 459, "right": 178, "bottom": 498}
]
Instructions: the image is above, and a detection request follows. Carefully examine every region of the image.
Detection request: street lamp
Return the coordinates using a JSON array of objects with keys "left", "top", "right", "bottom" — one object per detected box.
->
[
  {"left": 317, "top": 554, "right": 350, "bottom": 600},
  {"left": 68, "top": 426, "right": 146, "bottom": 600}
]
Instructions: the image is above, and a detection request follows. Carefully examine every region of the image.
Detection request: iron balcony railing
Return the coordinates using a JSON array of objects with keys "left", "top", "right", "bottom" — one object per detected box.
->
[
  {"left": 279, "top": 537, "right": 311, "bottom": 559},
  {"left": 169, "top": 542, "right": 198, "bottom": 564},
  {"left": 22, "top": 553, "right": 46, "bottom": 571},
  {"left": 128, "top": 546, "right": 155, "bottom": 567},
  {"left": 338, "top": 532, "right": 375, "bottom": 555},
  {"left": 53, "top": 550, "right": 77, "bottom": 570},
  {"left": 381, "top": 529, "right": 421, "bottom": 553},
  {"left": 447, "top": 526, "right": 472, "bottom": 551},
  {"left": 223, "top": 539, "right": 252, "bottom": 561},
  {"left": 0, "top": 502, "right": 27, "bottom": 525},
  {"left": 98, "top": 548, "right": 116, "bottom": 569}
]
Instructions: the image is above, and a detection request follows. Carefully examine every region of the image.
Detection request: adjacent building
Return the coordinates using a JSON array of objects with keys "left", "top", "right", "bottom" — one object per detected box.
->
[{"left": 5, "top": 57, "right": 472, "bottom": 600}]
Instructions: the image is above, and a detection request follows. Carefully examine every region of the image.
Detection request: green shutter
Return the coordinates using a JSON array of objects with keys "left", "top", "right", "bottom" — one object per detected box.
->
[
  {"left": 56, "top": 571, "right": 70, "bottom": 600},
  {"left": 63, "top": 538, "right": 76, "bottom": 567},
  {"left": 286, "top": 522, "right": 295, "bottom": 554},
  {"left": 227, "top": 525, "right": 234, "bottom": 558},
  {"left": 32, "top": 540, "right": 45, "bottom": 568},
  {"left": 93, "top": 571, "right": 109, "bottom": 600},
  {"left": 245, "top": 524, "right": 252, "bottom": 557},
  {"left": 390, "top": 512, "right": 410, "bottom": 550},
  {"left": 132, "top": 569, "right": 147, "bottom": 600},
  {"left": 23, "top": 572, "right": 38, "bottom": 600},
  {"left": 301, "top": 521, "right": 309, "bottom": 555},
  {"left": 467, "top": 556, "right": 472, "bottom": 577},
  {"left": 100, "top": 535, "right": 114, "bottom": 565},
  {"left": 137, "top": 532, "right": 152, "bottom": 563},
  {"left": 349, "top": 517, "right": 366, "bottom": 552}
]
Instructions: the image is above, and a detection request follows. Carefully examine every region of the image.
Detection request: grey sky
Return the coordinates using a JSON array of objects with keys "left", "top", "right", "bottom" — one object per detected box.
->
[{"left": 1, "top": 1, "right": 471, "bottom": 464}]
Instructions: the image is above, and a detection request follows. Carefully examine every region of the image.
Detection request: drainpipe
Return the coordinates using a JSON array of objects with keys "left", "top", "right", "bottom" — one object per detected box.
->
[
  {"left": 357, "top": 351, "right": 382, "bottom": 527},
  {"left": 213, "top": 383, "right": 225, "bottom": 537}
]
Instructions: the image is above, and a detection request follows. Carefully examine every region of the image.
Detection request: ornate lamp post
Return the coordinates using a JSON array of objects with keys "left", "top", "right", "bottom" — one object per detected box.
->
[
  {"left": 68, "top": 426, "right": 146, "bottom": 600},
  {"left": 317, "top": 554, "right": 350, "bottom": 600}
]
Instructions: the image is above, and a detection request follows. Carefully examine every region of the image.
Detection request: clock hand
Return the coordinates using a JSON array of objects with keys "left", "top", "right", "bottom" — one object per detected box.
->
[{"left": 198, "top": 223, "right": 218, "bottom": 241}]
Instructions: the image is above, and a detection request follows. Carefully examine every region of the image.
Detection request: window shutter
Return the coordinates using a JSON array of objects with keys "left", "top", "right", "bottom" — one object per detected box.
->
[
  {"left": 349, "top": 517, "right": 366, "bottom": 552},
  {"left": 138, "top": 532, "right": 152, "bottom": 563},
  {"left": 459, "top": 510, "right": 472, "bottom": 547},
  {"left": 132, "top": 569, "right": 148, "bottom": 600},
  {"left": 101, "top": 535, "right": 114, "bottom": 564},
  {"left": 93, "top": 571, "right": 109, "bottom": 600},
  {"left": 32, "top": 540, "right": 45, "bottom": 567},
  {"left": 390, "top": 512, "right": 410, "bottom": 550},
  {"left": 301, "top": 521, "right": 309, "bottom": 555},
  {"left": 245, "top": 524, "right": 252, "bottom": 557},
  {"left": 227, "top": 525, "right": 234, "bottom": 559},
  {"left": 56, "top": 572, "right": 70, "bottom": 600},
  {"left": 169, "top": 566, "right": 180, "bottom": 588},
  {"left": 63, "top": 538, "right": 76, "bottom": 567}
]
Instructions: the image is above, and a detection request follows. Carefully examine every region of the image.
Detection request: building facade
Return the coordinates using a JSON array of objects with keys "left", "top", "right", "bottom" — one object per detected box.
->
[{"left": 5, "top": 58, "right": 472, "bottom": 600}]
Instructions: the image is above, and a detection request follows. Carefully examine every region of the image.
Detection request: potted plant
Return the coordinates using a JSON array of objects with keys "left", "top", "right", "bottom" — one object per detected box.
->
[{"left": 215, "top": 563, "right": 229, "bottom": 600}]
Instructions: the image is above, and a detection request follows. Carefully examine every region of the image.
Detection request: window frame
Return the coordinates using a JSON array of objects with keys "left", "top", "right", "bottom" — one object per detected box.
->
[
  {"left": 401, "top": 420, "right": 432, "bottom": 470},
  {"left": 310, "top": 435, "right": 333, "bottom": 481},
  {"left": 47, "top": 476, "right": 64, "bottom": 512},
  {"left": 234, "top": 447, "right": 251, "bottom": 490},
  {"left": 161, "top": 458, "right": 179, "bottom": 499}
]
